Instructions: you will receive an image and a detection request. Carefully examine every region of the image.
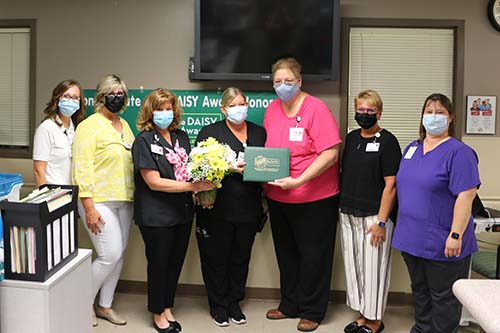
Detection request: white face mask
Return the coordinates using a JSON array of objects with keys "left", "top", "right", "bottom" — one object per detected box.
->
[
  {"left": 226, "top": 105, "right": 248, "bottom": 125},
  {"left": 58, "top": 99, "right": 80, "bottom": 117},
  {"left": 153, "top": 110, "right": 174, "bottom": 129},
  {"left": 422, "top": 114, "right": 448, "bottom": 135}
]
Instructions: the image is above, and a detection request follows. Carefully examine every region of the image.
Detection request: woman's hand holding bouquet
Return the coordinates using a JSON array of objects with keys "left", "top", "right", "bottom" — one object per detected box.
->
[{"left": 187, "top": 137, "right": 236, "bottom": 208}]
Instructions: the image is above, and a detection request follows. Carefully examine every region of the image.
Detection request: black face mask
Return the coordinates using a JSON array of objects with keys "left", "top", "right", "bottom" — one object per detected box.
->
[
  {"left": 104, "top": 95, "right": 125, "bottom": 113},
  {"left": 355, "top": 112, "right": 378, "bottom": 129}
]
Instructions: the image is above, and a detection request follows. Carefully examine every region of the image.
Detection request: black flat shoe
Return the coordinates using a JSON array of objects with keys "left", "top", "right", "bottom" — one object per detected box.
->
[
  {"left": 344, "top": 321, "right": 361, "bottom": 333},
  {"left": 358, "top": 321, "right": 384, "bottom": 333},
  {"left": 168, "top": 320, "right": 182, "bottom": 332},
  {"left": 153, "top": 321, "right": 177, "bottom": 333}
]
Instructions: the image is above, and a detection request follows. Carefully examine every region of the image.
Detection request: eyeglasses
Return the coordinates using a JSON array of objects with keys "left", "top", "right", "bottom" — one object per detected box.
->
[
  {"left": 61, "top": 93, "right": 81, "bottom": 102},
  {"left": 273, "top": 78, "right": 297, "bottom": 86},
  {"left": 356, "top": 108, "right": 377, "bottom": 115},
  {"left": 107, "top": 91, "right": 125, "bottom": 98}
]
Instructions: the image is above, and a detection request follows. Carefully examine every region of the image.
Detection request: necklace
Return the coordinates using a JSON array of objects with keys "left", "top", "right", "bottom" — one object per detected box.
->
[{"left": 356, "top": 130, "right": 381, "bottom": 150}]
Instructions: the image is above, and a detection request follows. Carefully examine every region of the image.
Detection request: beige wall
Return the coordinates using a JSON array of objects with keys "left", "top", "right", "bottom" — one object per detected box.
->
[{"left": 1, "top": 0, "right": 500, "bottom": 293}]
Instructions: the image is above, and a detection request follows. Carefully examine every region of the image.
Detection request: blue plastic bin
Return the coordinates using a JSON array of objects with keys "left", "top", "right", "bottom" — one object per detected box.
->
[
  {"left": 0, "top": 173, "right": 23, "bottom": 201},
  {"left": 0, "top": 173, "right": 23, "bottom": 281}
]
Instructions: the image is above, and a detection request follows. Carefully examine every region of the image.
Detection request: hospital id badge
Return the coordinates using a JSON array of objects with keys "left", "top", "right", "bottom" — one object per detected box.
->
[
  {"left": 237, "top": 151, "right": 245, "bottom": 162},
  {"left": 289, "top": 127, "right": 304, "bottom": 142},
  {"left": 366, "top": 142, "right": 380, "bottom": 152},
  {"left": 151, "top": 144, "right": 163, "bottom": 155},
  {"left": 404, "top": 146, "right": 417, "bottom": 159}
]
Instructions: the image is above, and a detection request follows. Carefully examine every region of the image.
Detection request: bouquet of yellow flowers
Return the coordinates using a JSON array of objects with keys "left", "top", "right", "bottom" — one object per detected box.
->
[{"left": 187, "top": 137, "right": 236, "bottom": 207}]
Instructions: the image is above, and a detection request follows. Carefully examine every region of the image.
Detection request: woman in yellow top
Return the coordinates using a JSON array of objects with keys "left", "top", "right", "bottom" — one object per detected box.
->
[{"left": 72, "top": 74, "right": 134, "bottom": 327}]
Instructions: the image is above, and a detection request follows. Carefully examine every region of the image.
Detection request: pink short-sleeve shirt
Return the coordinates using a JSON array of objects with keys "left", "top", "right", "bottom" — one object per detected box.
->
[{"left": 263, "top": 95, "right": 341, "bottom": 203}]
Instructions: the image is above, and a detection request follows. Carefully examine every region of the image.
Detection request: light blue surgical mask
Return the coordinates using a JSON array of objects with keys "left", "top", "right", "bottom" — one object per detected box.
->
[
  {"left": 226, "top": 105, "right": 248, "bottom": 125},
  {"left": 422, "top": 114, "right": 448, "bottom": 135},
  {"left": 58, "top": 99, "right": 80, "bottom": 117},
  {"left": 274, "top": 82, "right": 300, "bottom": 102},
  {"left": 153, "top": 110, "right": 174, "bottom": 129}
]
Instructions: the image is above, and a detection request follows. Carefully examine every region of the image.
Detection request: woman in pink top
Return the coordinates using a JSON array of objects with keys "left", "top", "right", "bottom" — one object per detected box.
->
[{"left": 263, "top": 58, "right": 341, "bottom": 332}]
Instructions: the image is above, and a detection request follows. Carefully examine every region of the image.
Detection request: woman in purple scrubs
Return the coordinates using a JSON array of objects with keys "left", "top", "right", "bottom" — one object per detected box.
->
[{"left": 392, "top": 93, "right": 480, "bottom": 333}]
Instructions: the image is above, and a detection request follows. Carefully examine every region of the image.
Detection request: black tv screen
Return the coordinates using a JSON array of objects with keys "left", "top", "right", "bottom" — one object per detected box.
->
[{"left": 191, "top": 0, "right": 340, "bottom": 81}]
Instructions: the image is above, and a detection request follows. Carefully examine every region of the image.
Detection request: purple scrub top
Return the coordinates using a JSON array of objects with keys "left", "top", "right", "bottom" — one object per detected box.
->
[{"left": 392, "top": 138, "right": 480, "bottom": 261}]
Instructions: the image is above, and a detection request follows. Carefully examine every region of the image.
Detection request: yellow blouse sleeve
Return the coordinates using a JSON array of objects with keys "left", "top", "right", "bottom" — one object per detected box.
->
[{"left": 72, "top": 121, "right": 96, "bottom": 198}]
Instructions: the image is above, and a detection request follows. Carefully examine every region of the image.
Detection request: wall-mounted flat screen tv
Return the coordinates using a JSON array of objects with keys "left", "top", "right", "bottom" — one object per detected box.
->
[{"left": 190, "top": 0, "right": 340, "bottom": 81}]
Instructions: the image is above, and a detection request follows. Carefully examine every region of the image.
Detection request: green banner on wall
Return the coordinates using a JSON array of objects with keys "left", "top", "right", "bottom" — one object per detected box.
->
[{"left": 84, "top": 89, "right": 276, "bottom": 145}]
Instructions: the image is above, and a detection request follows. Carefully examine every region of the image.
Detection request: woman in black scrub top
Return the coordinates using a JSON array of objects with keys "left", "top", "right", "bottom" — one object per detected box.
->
[
  {"left": 195, "top": 87, "right": 267, "bottom": 327},
  {"left": 132, "top": 88, "right": 213, "bottom": 333}
]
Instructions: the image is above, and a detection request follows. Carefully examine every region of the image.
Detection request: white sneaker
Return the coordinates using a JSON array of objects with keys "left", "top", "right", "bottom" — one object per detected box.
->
[
  {"left": 212, "top": 314, "right": 230, "bottom": 327},
  {"left": 229, "top": 306, "right": 247, "bottom": 324},
  {"left": 230, "top": 316, "right": 247, "bottom": 325}
]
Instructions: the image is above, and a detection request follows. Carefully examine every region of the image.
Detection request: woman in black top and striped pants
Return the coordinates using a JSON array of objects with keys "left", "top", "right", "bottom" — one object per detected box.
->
[{"left": 339, "top": 90, "right": 401, "bottom": 333}]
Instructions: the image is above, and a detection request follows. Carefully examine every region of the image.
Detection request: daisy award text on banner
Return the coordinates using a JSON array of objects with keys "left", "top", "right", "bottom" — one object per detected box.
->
[{"left": 84, "top": 89, "right": 275, "bottom": 146}]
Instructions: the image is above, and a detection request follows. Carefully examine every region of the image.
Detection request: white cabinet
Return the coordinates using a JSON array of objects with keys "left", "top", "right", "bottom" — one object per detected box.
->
[{"left": 0, "top": 249, "right": 92, "bottom": 333}]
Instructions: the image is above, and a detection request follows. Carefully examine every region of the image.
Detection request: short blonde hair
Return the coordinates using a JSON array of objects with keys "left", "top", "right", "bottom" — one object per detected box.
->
[
  {"left": 272, "top": 58, "right": 302, "bottom": 80},
  {"left": 221, "top": 87, "right": 247, "bottom": 108},
  {"left": 137, "top": 88, "right": 183, "bottom": 131},
  {"left": 94, "top": 74, "right": 129, "bottom": 113},
  {"left": 354, "top": 89, "right": 383, "bottom": 111}
]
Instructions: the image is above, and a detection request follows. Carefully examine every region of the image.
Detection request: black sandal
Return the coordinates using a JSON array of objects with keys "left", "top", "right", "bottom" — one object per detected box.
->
[
  {"left": 344, "top": 321, "right": 361, "bottom": 333},
  {"left": 358, "top": 321, "right": 384, "bottom": 333}
]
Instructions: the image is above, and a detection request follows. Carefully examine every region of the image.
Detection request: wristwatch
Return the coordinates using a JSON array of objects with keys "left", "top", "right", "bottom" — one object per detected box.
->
[
  {"left": 451, "top": 232, "right": 460, "bottom": 240},
  {"left": 378, "top": 221, "right": 386, "bottom": 228}
]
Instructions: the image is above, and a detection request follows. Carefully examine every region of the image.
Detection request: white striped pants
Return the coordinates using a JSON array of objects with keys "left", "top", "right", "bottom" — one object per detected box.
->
[{"left": 339, "top": 213, "right": 394, "bottom": 320}]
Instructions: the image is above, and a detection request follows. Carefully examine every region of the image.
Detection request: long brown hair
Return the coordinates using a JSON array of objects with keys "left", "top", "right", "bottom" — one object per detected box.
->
[
  {"left": 419, "top": 93, "right": 455, "bottom": 141},
  {"left": 43, "top": 79, "right": 85, "bottom": 128}
]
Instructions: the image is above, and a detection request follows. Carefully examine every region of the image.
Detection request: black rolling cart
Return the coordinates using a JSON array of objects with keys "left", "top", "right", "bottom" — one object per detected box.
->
[{"left": 0, "top": 184, "right": 79, "bottom": 282}]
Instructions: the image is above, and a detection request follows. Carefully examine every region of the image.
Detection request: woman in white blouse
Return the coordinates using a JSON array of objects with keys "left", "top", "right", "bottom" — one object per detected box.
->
[{"left": 33, "top": 79, "right": 85, "bottom": 186}]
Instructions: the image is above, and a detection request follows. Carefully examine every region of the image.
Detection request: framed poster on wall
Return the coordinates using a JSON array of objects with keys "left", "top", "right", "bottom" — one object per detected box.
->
[{"left": 466, "top": 95, "right": 496, "bottom": 134}]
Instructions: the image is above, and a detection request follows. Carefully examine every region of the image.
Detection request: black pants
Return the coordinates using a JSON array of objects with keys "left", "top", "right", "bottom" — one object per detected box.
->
[
  {"left": 139, "top": 223, "right": 192, "bottom": 314},
  {"left": 196, "top": 217, "right": 258, "bottom": 317},
  {"left": 402, "top": 251, "right": 471, "bottom": 333},
  {"left": 267, "top": 195, "right": 339, "bottom": 323}
]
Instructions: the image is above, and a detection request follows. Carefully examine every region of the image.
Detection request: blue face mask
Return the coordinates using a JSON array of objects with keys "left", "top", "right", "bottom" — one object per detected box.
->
[
  {"left": 422, "top": 114, "right": 448, "bottom": 135},
  {"left": 274, "top": 82, "right": 300, "bottom": 102},
  {"left": 153, "top": 110, "right": 174, "bottom": 129},
  {"left": 58, "top": 99, "right": 80, "bottom": 117},
  {"left": 226, "top": 105, "right": 248, "bottom": 125}
]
